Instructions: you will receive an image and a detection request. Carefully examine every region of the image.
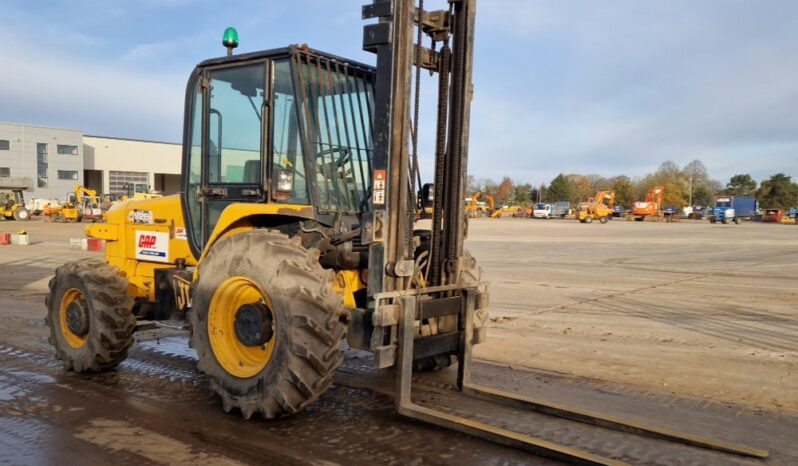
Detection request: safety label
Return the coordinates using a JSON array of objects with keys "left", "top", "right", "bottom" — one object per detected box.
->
[
  {"left": 175, "top": 227, "right": 188, "bottom": 240},
  {"left": 135, "top": 231, "right": 170, "bottom": 263},
  {"left": 373, "top": 169, "right": 386, "bottom": 205}
]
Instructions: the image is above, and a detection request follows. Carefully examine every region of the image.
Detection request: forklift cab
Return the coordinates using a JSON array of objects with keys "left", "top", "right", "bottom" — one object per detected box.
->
[{"left": 180, "top": 47, "right": 376, "bottom": 257}]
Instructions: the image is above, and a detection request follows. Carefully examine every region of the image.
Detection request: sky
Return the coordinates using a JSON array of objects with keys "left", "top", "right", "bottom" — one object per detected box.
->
[{"left": 1, "top": 0, "right": 797, "bottom": 185}]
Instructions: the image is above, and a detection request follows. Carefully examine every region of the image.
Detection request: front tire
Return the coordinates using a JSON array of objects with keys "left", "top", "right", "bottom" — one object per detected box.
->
[
  {"left": 189, "top": 229, "right": 349, "bottom": 419},
  {"left": 45, "top": 260, "right": 136, "bottom": 372}
]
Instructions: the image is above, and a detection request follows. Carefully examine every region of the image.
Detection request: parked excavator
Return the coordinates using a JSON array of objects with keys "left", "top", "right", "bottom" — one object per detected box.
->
[
  {"left": 465, "top": 191, "right": 494, "bottom": 217},
  {"left": 578, "top": 191, "right": 615, "bottom": 224},
  {"left": 43, "top": 1, "right": 767, "bottom": 463},
  {"left": 629, "top": 185, "right": 664, "bottom": 221}
]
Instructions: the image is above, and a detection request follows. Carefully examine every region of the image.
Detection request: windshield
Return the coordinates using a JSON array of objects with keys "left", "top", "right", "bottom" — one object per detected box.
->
[
  {"left": 292, "top": 53, "right": 374, "bottom": 213},
  {"left": 535, "top": 203, "right": 547, "bottom": 210}
]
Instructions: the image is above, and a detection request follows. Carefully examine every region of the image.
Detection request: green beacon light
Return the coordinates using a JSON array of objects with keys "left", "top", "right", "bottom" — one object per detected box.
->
[{"left": 222, "top": 27, "right": 239, "bottom": 56}]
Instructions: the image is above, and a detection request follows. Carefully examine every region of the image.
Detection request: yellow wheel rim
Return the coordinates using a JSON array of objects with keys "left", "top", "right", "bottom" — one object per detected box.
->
[
  {"left": 208, "top": 276, "right": 276, "bottom": 379},
  {"left": 59, "top": 288, "right": 88, "bottom": 349}
]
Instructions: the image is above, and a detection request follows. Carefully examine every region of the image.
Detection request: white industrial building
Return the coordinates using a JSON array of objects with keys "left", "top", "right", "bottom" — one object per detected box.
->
[{"left": 0, "top": 122, "right": 181, "bottom": 199}]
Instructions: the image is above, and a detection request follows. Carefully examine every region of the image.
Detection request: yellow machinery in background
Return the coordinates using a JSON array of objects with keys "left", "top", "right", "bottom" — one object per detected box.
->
[
  {"left": 579, "top": 190, "right": 615, "bottom": 224},
  {"left": 0, "top": 187, "right": 32, "bottom": 221},
  {"left": 50, "top": 185, "right": 102, "bottom": 223},
  {"left": 121, "top": 182, "right": 162, "bottom": 201}
]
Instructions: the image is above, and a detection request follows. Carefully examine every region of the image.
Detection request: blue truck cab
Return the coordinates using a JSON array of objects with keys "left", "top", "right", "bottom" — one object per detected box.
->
[{"left": 709, "top": 196, "right": 757, "bottom": 225}]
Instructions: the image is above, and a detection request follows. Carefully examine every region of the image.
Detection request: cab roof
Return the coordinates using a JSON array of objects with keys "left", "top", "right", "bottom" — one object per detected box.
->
[{"left": 196, "top": 45, "right": 376, "bottom": 73}]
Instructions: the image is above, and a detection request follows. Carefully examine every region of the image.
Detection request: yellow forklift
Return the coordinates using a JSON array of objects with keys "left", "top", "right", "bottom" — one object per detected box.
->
[
  {"left": 0, "top": 187, "right": 31, "bottom": 221},
  {"left": 44, "top": 1, "right": 767, "bottom": 463}
]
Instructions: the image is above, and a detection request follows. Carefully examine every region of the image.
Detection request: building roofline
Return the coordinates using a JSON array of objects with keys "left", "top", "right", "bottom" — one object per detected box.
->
[
  {"left": 84, "top": 134, "right": 181, "bottom": 146},
  {"left": 0, "top": 121, "right": 83, "bottom": 133}
]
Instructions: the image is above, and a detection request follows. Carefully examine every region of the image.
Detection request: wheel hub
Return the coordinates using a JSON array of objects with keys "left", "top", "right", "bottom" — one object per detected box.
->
[
  {"left": 66, "top": 300, "right": 89, "bottom": 337},
  {"left": 234, "top": 303, "right": 273, "bottom": 347}
]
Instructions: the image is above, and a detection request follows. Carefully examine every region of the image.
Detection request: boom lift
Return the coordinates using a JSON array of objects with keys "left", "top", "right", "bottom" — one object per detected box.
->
[
  {"left": 630, "top": 185, "right": 664, "bottom": 221},
  {"left": 44, "top": 1, "right": 766, "bottom": 463}
]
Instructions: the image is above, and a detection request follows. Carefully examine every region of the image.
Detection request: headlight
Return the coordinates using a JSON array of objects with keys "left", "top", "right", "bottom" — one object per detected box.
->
[{"left": 274, "top": 169, "right": 294, "bottom": 199}]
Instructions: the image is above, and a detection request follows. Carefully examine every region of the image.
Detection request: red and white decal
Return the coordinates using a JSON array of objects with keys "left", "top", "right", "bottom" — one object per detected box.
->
[{"left": 135, "top": 231, "right": 170, "bottom": 263}]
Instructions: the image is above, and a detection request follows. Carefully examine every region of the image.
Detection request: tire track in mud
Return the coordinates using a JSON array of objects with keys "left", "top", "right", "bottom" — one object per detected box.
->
[
  {"left": 3, "top": 326, "right": 796, "bottom": 465},
  {"left": 2, "top": 330, "right": 797, "bottom": 465},
  {"left": 0, "top": 340, "right": 537, "bottom": 466}
]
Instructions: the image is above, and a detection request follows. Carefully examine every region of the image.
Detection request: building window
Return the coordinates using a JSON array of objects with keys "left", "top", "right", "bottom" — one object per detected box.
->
[
  {"left": 57, "top": 170, "right": 79, "bottom": 180},
  {"left": 57, "top": 144, "right": 78, "bottom": 155},
  {"left": 0, "top": 167, "right": 9, "bottom": 177},
  {"left": 0, "top": 140, "right": 9, "bottom": 150},
  {"left": 37, "top": 143, "right": 48, "bottom": 188},
  {"left": 109, "top": 170, "right": 149, "bottom": 195}
]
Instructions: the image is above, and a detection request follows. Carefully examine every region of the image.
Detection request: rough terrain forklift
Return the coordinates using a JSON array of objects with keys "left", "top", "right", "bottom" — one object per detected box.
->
[
  {"left": 0, "top": 187, "right": 31, "bottom": 221},
  {"left": 45, "top": 1, "right": 768, "bottom": 463}
]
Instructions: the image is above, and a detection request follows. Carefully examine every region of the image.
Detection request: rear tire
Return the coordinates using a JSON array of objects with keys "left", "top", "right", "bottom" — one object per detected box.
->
[
  {"left": 599, "top": 216, "right": 609, "bottom": 224},
  {"left": 45, "top": 260, "right": 136, "bottom": 372},
  {"left": 734, "top": 217, "right": 742, "bottom": 225},
  {"left": 189, "top": 229, "right": 349, "bottom": 419}
]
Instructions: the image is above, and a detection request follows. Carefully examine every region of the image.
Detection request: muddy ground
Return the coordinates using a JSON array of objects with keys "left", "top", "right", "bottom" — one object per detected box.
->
[{"left": 0, "top": 218, "right": 796, "bottom": 465}]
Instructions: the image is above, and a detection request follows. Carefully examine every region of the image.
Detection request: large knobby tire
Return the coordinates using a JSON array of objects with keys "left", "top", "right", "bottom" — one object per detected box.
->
[
  {"left": 45, "top": 260, "right": 136, "bottom": 372},
  {"left": 189, "top": 229, "right": 349, "bottom": 419},
  {"left": 13, "top": 207, "right": 30, "bottom": 221}
]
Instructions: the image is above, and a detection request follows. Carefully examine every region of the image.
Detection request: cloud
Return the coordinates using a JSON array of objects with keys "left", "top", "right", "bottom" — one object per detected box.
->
[
  {"left": 0, "top": 28, "right": 184, "bottom": 141},
  {"left": 466, "top": 0, "right": 798, "bottom": 183},
  {"left": 1, "top": 0, "right": 796, "bottom": 186}
]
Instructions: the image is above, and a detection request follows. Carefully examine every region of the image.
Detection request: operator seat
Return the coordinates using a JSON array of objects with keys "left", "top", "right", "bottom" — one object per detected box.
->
[{"left": 243, "top": 160, "right": 261, "bottom": 184}]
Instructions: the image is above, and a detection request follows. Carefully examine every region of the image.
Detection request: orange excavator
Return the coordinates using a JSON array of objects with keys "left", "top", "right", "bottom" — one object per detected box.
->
[
  {"left": 465, "top": 192, "right": 495, "bottom": 217},
  {"left": 630, "top": 185, "right": 664, "bottom": 221}
]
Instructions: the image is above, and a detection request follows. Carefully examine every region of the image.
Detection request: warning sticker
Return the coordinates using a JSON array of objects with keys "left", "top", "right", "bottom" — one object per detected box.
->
[
  {"left": 373, "top": 169, "right": 386, "bottom": 205},
  {"left": 175, "top": 227, "right": 188, "bottom": 240},
  {"left": 135, "top": 231, "right": 170, "bottom": 263}
]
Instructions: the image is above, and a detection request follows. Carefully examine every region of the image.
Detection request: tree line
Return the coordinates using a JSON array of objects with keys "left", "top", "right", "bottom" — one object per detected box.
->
[{"left": 468, "top": 160, "right": 798, "bottom": 210}]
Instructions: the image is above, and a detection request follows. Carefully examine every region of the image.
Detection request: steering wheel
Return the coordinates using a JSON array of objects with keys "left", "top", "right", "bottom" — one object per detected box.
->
[{"left": 316, "top": 147, "right": 351, "bottom": 169}]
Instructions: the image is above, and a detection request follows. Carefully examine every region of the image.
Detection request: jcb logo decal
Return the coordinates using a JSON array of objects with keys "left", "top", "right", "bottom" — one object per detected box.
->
[{"left": 138, "top": 235, "right": 157, "bottom": 248}]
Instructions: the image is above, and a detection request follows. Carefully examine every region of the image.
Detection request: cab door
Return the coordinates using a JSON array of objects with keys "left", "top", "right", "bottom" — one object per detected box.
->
[{"left": 183, "top": 61, "right": 270, "bottom": 255}]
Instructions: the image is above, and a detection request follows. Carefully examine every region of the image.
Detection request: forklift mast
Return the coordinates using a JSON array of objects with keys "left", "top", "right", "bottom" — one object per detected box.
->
[{"left": 363, "top": 0, "right": 475, "bottom": 297}]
